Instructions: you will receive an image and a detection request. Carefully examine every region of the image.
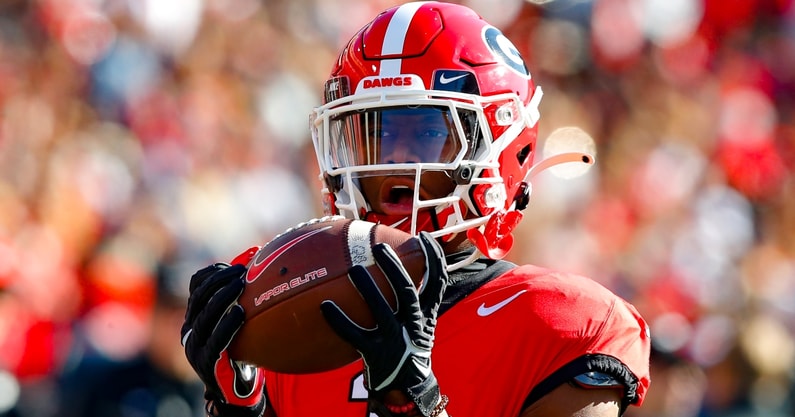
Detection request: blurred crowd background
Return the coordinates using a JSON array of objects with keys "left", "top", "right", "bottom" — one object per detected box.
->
[{"left": 0, "top": 0, "right": 793, "bottom": 416}]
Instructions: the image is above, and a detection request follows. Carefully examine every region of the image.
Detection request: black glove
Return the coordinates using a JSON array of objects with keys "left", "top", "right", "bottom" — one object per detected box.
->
[
  {"left": 321, "top": 232, "right": 449, "bottom": 416},
  {"left": 181, "top": 263, "right": 266, "bottom": 417}
]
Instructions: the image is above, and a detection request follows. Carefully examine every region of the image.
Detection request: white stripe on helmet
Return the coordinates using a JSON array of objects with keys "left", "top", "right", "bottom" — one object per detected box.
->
[{"left": 379, "top": 2, "right": 425, "bottom": 76}]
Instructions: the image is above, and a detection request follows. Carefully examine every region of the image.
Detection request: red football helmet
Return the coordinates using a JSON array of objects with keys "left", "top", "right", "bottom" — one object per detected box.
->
[{"left": 310, "top": 1, "right": 547, "bottom": 263}]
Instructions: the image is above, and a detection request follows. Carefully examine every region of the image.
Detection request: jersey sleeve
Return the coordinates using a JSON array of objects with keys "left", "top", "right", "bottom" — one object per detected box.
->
[{"left": 511, "top": 267, "right": 651, "bottom": 410}]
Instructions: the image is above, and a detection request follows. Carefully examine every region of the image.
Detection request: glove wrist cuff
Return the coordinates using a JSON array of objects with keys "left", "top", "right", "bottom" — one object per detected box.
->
[
  {"left": 405, "top": 373, "right": 441, "bottom": 417},
  {"left": 369, "top": 373, "right": 441, "bottom": 417}
]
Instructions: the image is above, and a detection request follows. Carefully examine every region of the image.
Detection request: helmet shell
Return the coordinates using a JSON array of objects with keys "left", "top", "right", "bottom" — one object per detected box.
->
[{"left": 313, "top": 1, "right": 540, "bottom": 251}]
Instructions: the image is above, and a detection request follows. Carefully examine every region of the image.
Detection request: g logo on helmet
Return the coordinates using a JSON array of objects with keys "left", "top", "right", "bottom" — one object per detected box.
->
[{"left": 483, "top": 26, "right": 529, "bottom": 77}]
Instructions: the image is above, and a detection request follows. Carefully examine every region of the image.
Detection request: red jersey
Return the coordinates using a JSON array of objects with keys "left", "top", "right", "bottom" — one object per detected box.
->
[{"left": 262, "top": 259, "right": 651, "bottom": 417}]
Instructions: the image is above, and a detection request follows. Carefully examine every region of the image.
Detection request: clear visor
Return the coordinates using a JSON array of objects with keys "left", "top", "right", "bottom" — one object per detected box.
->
[{"left": 327, "top": 105, "right": 483, "bottom": 169}]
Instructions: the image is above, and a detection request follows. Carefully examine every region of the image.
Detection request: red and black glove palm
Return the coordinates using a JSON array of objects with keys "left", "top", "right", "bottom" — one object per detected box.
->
[
  {"left": 180, "top": 263, "right": 266, "bottom": 417},
  {"left": 321, "top": 232, "right": 449, "bottom": 417}
]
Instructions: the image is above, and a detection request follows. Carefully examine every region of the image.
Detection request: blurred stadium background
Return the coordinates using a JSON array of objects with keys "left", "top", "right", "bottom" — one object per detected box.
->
[{"left": 0, "top": 0, "right": 793, "bottom": 416}]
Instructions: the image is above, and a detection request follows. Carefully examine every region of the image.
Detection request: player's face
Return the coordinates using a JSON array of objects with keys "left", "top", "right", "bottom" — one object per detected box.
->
[
  {"left": 362, "top": 108, "right": 458, "bottom": 216},
  {"left": 327, "top": 106, "right": 463, "bottom": 216}
]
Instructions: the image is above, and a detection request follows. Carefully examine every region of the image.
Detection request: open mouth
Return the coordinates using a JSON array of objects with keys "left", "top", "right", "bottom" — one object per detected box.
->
[
  {"left": 379, "top": 178, "right": 422, "bottom": 215},
  {"left": 387, "top": 185, "right": 414, "bottom": 204}
]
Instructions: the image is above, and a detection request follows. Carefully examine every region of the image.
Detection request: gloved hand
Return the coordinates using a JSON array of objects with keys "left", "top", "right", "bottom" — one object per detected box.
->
[
  {"left": 321, "top": 232, "right": 449, "bottom": 417},
  {"left": 180, "top": 263, "right": 267, "bottom": 417}
]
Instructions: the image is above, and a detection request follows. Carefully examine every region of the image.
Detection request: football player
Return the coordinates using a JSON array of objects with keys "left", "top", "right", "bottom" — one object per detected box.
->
[{"left": 180, "top": 2, "right": 651, "bottom": 417}]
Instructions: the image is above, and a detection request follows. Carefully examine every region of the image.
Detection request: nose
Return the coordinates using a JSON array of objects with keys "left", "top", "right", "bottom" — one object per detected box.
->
[{"left": 382, "top": 136, "right": 420, "bottom": 164}]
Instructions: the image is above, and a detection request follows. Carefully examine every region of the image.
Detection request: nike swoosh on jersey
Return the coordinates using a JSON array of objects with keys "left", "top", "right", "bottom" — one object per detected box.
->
[
  {"left": 477, "top": 289, "right": 527, "bottom": 317},
  {"left": 439, "top": 73, "right": 468, "bottom": 84}
]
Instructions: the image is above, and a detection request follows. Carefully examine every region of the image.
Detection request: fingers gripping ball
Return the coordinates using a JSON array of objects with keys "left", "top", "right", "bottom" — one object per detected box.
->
[
  {"left": 180, "top": 263, "right": 266, "bottom": 414},
  {"left": 228, "top": 216, "right": 426, "bottom": 374}
]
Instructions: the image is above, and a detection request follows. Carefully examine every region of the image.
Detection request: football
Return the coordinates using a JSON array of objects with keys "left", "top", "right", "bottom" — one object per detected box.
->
[{"left": 228, "top": 216, "right": 426, "bottom": 374}]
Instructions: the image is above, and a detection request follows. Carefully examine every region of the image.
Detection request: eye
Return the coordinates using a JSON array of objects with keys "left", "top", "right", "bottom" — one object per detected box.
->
[
  {"left": 380, "top": 129, "right": 393, "bottom": 138},
  {"left": 368, "top": 126, "right": 392, "bottom": 140},
  {"left": 419, "top": 129, "right": 447, "bottom": 141}
]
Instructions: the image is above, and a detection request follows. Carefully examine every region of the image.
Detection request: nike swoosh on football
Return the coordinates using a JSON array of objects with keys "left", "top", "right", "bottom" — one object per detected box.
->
[
  {"left": 477, "top": 289, "right": 527, "bottom": 317},
  {"left": 439, "top": 73, "right": 468, "bottom": 84},
  {"left": 246, "top": 225, "right": 331, "bottom": 284}
]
